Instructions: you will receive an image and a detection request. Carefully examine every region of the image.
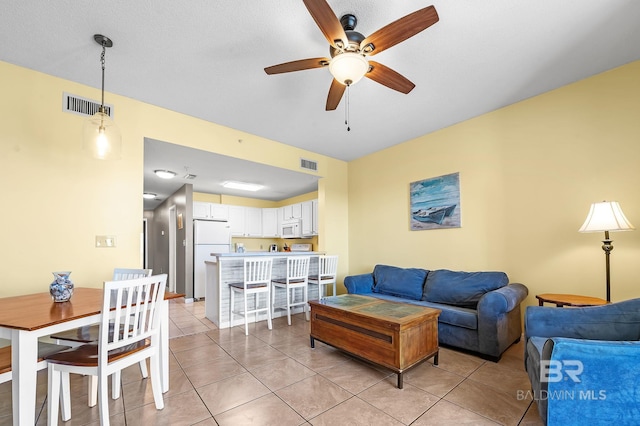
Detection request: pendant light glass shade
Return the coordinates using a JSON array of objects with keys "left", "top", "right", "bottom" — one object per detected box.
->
[
  {"left": 83, "top": 109, "right": 121, "bottom": 160},
  {"left": 83, "top": 34, "right": 121, "bottom": 160}
]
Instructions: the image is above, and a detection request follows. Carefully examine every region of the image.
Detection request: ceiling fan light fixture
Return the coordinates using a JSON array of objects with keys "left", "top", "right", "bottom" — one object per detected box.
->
[{"left": 329, "top": 52, "right": 369, "bottom": 85}]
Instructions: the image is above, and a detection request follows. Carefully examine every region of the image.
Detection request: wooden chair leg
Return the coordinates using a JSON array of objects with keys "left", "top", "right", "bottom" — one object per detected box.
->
[
  {"left": 112, "top": 370, "right": 121, "bottom": 399},
  {"left": 88, "top": 375, "right": 98, "bottom": 407},
  {"left": 60, "top": 371, "right": 71, "bottom": 421},
  {"left": 48, "top": 365, "right": 60, "bottom": 426},
  {"left": 243, "top": 293, "right": 249, "bottom": 336},
  {"left": 266, "top": 291, "right": 273, "bottom": 330},
  {"left": 98, "top": 374, "right": 110, "bottom": 425},
  {"left": 230, "top": 289, "right": 235, "bottom": 328},
  {"left": 150, "top": 352, "right": 165, "bottom": 410},
  {"left": 286, "top": 287, "right": 292, "bottom": 326},
  {"left": 139, "top": 360, "right": 148, "bottom": 378}
]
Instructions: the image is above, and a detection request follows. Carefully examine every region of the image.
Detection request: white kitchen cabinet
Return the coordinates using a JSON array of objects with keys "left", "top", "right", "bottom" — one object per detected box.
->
[
  {"left": 301, "top": 201, "right": 313, "bottom": 236},
  {"left": 193, "top": 202, "right": 229, "bottom": 221},
  {"left": 210, "top": 204, "right": 229, "bottom": 221},
  {"left": 261, "top": 208, "right": 279, "bottom": 237},
  {"left": 228, "top": 206, "right": 246, "bottom": 236},
  {"left": 193, "top": 202, "right": 211, "bottom": 219},
  {"left": 281, "top": 203, "right": 302, "bottom": 221},
  {"left": 244, "top": 207, "right": 262, "bottom": 237}
]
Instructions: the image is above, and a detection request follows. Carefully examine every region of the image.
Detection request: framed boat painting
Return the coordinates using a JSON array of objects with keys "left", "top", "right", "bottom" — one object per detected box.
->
[{"left": 410, "top": 172, "right": 461, "bottom": 230}]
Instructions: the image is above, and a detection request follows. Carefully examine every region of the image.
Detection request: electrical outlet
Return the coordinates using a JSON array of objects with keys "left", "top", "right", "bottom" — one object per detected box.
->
[{"left": 95, "top": 235, "right": 116, "bottom": 248}]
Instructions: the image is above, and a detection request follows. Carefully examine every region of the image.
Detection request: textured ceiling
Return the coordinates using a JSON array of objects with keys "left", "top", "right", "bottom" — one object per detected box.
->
[{"left": 2, "top": 1, "right": 640, "bottom": 207}]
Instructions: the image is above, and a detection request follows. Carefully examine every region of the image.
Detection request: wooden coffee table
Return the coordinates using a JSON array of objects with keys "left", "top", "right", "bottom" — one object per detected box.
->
[{"left": 309, "top": 294, "right": 440, "bottom": 388}]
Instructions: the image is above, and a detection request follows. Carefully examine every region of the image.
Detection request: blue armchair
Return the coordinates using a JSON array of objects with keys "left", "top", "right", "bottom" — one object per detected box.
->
[{"left": 524, "top": 298, "right": 640, "bottom": 425}]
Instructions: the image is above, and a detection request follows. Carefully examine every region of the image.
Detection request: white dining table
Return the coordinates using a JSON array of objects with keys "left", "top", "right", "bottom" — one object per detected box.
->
[{"left": 0, "top": 287, "right": 182, "bottom": 425}]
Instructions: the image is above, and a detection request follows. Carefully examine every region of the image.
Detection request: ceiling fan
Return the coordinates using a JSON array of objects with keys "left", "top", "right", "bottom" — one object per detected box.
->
[{"left": 264, "top": 0, "right": 439, "bottom": 111}]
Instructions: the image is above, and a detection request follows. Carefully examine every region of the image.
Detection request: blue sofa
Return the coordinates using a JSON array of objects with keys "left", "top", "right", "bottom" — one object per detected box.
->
[
  {"left": 344, "top": 265, "right": 528, "bottom": 360},
  {"left": 524, "top": 299, "right": 640, "bottom": 425}
]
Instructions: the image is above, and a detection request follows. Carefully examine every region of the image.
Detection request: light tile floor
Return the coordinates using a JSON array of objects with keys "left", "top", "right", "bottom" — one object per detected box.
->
[{"left": 0, "top": 299, "right": 544, "bottom": 425}]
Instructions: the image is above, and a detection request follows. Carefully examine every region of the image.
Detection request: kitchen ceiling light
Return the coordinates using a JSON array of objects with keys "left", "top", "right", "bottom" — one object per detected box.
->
[
  {"left": 154, "top": 170, "right": 176, "bottom": 179},
  {"left": 82, "top": 34, "right": 122, "bottom": 160},
  {"left": 221, "top": 181, "right": 264, "bottom": 191},
  {"left": 142, "top": 192, "right": 157, "bottom": 199}
]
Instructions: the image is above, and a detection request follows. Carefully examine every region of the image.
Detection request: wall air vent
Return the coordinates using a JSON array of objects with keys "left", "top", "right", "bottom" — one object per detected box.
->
[
  {"left": 62, "top": 92, "right": 114, "bottom": 118},
  {"left": 300, "top": 158, "right": 318, "bottom": 172}
]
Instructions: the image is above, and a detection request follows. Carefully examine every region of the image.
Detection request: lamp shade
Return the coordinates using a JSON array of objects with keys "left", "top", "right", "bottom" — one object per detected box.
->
[
  {"left": 328, "top": 52, "right": 369, "bottom": 85},
  {"left": 83, "top": 111, "right": 122, "bottom": 160},
  {"left": 578, "top": 201, "right": 635, "bottom": 233}
]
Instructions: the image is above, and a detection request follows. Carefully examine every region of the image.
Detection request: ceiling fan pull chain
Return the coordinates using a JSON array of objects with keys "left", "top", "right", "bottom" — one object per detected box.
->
[{"left": 345, "top": 84, "right": 351, "bottom": 131}]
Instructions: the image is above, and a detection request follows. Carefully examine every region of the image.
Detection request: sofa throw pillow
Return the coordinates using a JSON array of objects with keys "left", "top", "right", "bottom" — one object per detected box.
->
[
  {"left": 372, "top": 264, "right": 428, "bottom": 301},
  {"left": 423, "top": 269, "right": 508, "bottom": 308}
]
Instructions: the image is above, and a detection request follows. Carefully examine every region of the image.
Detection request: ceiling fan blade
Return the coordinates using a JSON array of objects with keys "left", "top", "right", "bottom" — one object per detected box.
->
[
  {"left": 360, "top": 6, "right": 439, "bottom": 56},
  {"left": 326, "top": 79, "right": 346, "bottom": 111},
  {"left": 264, "top": 57, "right": 330, "bottom": 75},
  {"left": 303, "top": 0, "right": 348, "bottom": 49},
  {"left": 366, "top": 61, "right": 415, "bottom": 94}
]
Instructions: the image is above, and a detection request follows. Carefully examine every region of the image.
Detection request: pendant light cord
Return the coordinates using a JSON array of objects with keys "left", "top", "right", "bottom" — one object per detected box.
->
[{"left": 100, "top": 43, "right": 106, "bottom": 112}]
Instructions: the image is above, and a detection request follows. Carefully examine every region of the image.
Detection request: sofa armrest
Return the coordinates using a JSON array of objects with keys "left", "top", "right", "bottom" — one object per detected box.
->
[
  {"left": 478, "top": 283, "right": 528, "bottom": 314},
  {"left": 476, "top": 283, "right": 528, "bottom": 359},
  {"left": 524, "top": 298, "right": 640, "bottom": 342},
  {"left": 344, "top": 273, "right": 374, "bottom": 294},
  {"left": 541, "top": 337, "right": 640, "bottom": 425}
]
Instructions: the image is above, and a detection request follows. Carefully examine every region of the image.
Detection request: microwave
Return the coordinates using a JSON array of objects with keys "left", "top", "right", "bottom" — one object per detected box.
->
[{"left": 280, "top": 219, "right": 302, "bottom": 239}]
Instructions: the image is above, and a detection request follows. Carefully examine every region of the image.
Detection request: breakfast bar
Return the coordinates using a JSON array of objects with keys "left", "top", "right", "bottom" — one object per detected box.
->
[{"left": 204, "top": 252, "right": 324, "bottom": 328}]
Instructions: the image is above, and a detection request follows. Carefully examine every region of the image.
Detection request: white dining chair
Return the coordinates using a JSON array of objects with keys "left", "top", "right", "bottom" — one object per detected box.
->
[
  {"left": 46, "top": 274, "right": 167, "bottom": 426},
  {"left": 308, "top": 255, "right": 338, "bottom": 299},
  {"left": 229, "top": 257, "right": 274, "bottom": 335},
  {"left": 272, "top": 256, "right": 311, "bottom": 326},
  {"left": 50, "top": 268, "right": 152, "bottom": 405}
]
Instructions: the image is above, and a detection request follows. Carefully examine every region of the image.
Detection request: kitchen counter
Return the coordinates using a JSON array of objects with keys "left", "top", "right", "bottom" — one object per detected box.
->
[
  {"left": 211, "top": 251, "right": 324, "bottom": 257},
  {"left": 204, "top": 252, "right": 324, "bottom": 328}
]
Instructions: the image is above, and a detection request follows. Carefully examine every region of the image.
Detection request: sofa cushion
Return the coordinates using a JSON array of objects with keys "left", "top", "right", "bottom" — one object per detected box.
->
[
  {"left": 372, "top": 265, "right": 428, "bottom": 301},
  {"left": 423, "top": 269, "right": 509, "bottom": 308}
]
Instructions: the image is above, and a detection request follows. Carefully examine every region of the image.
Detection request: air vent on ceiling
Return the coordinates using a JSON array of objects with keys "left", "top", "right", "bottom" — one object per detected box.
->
[
  {"left": 62, "top": 92, "right": 114, "bottom": 118},
  {"left": 184, "top": 174, "right": 197, "bottom": 180},
  {"left": 300, "top": 158, "right": 318, "bottom": 172}
]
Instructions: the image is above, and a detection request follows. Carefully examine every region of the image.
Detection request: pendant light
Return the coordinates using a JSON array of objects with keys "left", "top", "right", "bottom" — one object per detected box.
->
[{"left": 83, "top": 34, "right": 122, "bottom": 160}]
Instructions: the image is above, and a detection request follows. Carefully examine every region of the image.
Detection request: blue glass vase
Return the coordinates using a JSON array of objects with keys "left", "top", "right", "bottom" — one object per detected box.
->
[{"left": 50, "top": 271, "right": 74, "bottom": 302}]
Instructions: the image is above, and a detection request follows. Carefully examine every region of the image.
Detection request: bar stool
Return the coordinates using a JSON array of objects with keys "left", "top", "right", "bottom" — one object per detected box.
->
[
  {"left": 229, "top": 257, "right": 274, "bottom": 335},
  {"left": 271, "top": 256, "right": 311, "bottom": 326},
  {"left": 308, "top": 255, "right": 338, "bottom": 299}
]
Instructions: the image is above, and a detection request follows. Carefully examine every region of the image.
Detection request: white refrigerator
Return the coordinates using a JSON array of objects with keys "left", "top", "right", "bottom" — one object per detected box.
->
[{"left": 194, "top": 219, "right": 231, "bottom": 300}]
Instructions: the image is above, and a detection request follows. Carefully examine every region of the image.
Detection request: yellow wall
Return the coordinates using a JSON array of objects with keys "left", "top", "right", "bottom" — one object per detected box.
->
[
  {"left": 349, "top": 61, "right": 640, "bottom": 306},
  {"left": 6, "top": 57, "right": 637, "bottom": 304},
  {"left": 0, "top": 61, "right": 348, "bottom": 296}
]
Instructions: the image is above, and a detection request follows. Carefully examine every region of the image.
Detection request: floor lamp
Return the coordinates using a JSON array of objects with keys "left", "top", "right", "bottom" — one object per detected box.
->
[{"left": 579, "top": 201, "right": 635, "bottom": 302}]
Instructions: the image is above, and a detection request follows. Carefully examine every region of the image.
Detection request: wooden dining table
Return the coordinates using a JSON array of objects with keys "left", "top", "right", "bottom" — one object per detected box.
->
[{"left": 0, "top": 287, "right": 183, "bottom": 425}]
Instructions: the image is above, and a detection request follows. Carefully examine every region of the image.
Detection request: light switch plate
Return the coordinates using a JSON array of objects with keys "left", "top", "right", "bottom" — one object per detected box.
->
[{"left": 95, "top": 235, "right": 116, "bottom": 248}]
